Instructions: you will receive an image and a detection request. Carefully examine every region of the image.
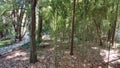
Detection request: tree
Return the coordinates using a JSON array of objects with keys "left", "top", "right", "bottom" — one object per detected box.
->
[
  {"left": 70, "top": 0, "right": 76, "bottom": 55},
  {"left": 37, "top": 0, "right": 43, "bottom": 45},
  {"left": 38, "top": 12, "right": 42, "bottom": 44},
  {"left": 11, "top": 0, "right": 25, "bottom": 41},
  {"left": 30, "top": 0, "right": 37, "bottom": 63},
  {"left": 107, "top": 0, "right": 119, "bottom": 46}
]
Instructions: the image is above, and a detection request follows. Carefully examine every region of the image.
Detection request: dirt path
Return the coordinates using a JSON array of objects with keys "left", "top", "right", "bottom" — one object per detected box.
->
[{"left": 0, "top": 33, "right": 30, "bottom": 55}]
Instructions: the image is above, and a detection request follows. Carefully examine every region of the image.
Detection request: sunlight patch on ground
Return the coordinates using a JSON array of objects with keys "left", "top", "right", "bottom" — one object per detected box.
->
[
  {"left": 49, "top": 47, "right": 54, "bottom": 51},
  {"left": 14, "top": 56, "right": 28, "bottom": 61},
  {"left": 91, "top": 43, "right": 120, "bottom": 64},
  {"left": 91, "top": 47, "right": 99, "bottom": 50},
  {"left": 42, "top": 35, "right": 50, "bottom": 40},
  {"left": 40, "top": 42, "right": 50, "bottom": 46},
  {"left": 100, "top": 49, "right": 120, "bottom": 63},
  {"left": 5, "top": 50, "right": 28, "bottom": 60},
  {"left": 112, "top": 43, "right": 120, "bottom": 48},
  {"left": 65, "top": 51, "right": 70, "bottom": 54}
]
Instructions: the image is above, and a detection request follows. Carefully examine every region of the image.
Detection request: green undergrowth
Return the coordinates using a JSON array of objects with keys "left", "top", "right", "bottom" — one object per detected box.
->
[
  {"left": 0, "top": 39, "right": 13, "bottom": 48},
  {"left": 20, "top": 42, "right": 30, "bottom": 49}
]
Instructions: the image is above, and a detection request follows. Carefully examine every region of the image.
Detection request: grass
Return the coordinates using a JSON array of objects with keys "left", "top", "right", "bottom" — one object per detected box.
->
[{"left": 0, "top": 39, "right": 13, "bottom": 48}]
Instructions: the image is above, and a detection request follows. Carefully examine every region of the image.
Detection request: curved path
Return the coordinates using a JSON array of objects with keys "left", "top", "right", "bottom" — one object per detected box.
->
[{"left": 0, "top": 33, "right": 30, "bottom": 55}]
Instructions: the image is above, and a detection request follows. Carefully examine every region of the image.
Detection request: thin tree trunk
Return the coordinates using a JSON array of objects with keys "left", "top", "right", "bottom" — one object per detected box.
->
[
  {"left": 18, "top": 9, "right": 25, "bottom": 41},
  {"left": 70, "top": 0, "right": 76, "bottom": 55},
  {"left": 111, "top": 2, "right": 119, "bottom": 46},
  {"left": 30, "top": 0, "right": 37, "bottom": 63},
  {"left": 11, "top": 9, "right": 18, "bottom": 41},
  {"left": 107, "top": 29, "right": 111, "bottom": 42},
  {"left": 12, "top": 3, "right": 25, "bottom": 41},
  {"left": 93, "top": 19, "right": 103, "bottom": 46},
  {"left": 38, "top": 12, "right": 42, "bottom": 44}
]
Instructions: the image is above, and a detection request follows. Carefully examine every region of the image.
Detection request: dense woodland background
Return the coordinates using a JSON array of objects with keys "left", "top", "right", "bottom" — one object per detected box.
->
[{"left": 0, "top": 0, "right": 120, "bottom": 68}]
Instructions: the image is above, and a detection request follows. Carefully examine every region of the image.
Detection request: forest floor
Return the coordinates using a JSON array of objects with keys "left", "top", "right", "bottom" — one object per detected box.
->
[{"left": 0, "top": 39, "right": 120, "bottom": 68}]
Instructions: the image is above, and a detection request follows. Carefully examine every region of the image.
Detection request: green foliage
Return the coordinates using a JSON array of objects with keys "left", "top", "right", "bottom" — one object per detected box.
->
[
  {"left": 0, "top": 23, "right": 9, "bottom": 32},
  {"left": 0, "top": 39, "right": 13, "bottom": 48},
  {"left": 0, "top": 0, "right": 119, "bottom": 48},
  {"left": 37, "top": 0, "right": 120, "bottom": 45}
]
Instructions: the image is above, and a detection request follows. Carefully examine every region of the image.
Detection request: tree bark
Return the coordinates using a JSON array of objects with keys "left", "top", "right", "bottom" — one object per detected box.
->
[
  {"left": 38, "top": 11, "right": 42, "bottom": 44},
  {"left": 70, "top": 0, "right": 76, "bottom": 55},
  {"left": 93, "top": 19, "right": 103, "bottom": 46},
  {"left": 111, "top": 2, "right": 119, "bottom": 46},
  {"left": 18, "top": 9, "right": 25, "bottom": 41},
  {"left": 11, "top": 6, "right": 24, "bottom": 41},
  {"left": 30, "top": 0, "right": 37, "bottom": 63},
  {"left": 107, "top": 28, "right": 111, "bottom": 42},
  {"left": 11, "top": 9, "right": 18, "bottom": 41}
]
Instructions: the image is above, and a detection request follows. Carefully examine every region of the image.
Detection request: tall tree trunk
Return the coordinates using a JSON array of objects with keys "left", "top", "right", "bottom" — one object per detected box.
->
[
  {"left": 70, "top": 0, "right": 76, "bottom": 55},
  {"left": 11, "top": 9, "right": 18, "bottom": 41},
  {"left": 30, "top": 0, "right": 37, "bottom": 63},
  {"left": 18, "top": 9, "right": 25, "bottom": 41},
  {"left": 93, "top": 19, "right": 103, "bottom": 46},
  {"left": 111, "top": 2, "right": 119, "bottom": 46},
  {"left": 11, "top": 7, "right": 24, "bottom": 42},
  {"left": 37, "top": 12, "right": 42, "bottom": 44},
  {"left": 107, "top": 28, "right": 111, "bottom": 42}
]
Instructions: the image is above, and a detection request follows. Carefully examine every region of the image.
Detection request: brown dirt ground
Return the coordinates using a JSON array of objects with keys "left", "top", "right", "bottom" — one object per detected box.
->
[{"left": 0, "top": 41, "right": 120, "bottom": 68}]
